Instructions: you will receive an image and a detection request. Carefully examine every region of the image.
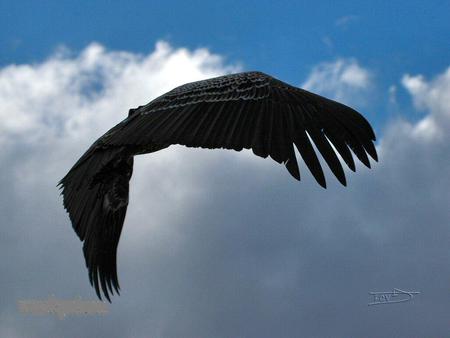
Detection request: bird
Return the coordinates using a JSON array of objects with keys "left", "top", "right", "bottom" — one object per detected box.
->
[{"left": 58, "top": 71, "right": 378, "bottom": 302}]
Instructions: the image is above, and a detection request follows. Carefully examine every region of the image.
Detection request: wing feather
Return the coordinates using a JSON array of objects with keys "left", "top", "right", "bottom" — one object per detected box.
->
[
  {"left": 294, "top": 128, "right": 327, "bottom": 188},
  {"left": 200, "top": 102, "right": 225, "bottom": 147},
  {"left": 302, "top": 104, "right": 347, "bottom": 186},
  {"left": 251, "top": 101, "right": 269, "bottom": 158},
  {"left": 226, "top": 100, "right": 248, "bottom": 150}
]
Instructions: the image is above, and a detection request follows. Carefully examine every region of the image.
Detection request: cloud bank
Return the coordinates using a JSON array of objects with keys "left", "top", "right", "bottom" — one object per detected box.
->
[{"left": 1, "top": 43, "right": 449, "bottom": 337}]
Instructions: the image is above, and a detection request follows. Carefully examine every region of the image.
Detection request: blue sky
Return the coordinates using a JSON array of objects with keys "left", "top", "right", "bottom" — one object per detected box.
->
[
  {"left": 3, "top": 0, "right": 449, "bottom": 73},
  {"left": 2, "top": 1, "right": 448, "bottom": 78},
  {"left": 1, "top": 1, "right": 450, "bottom": 337},
  {"left": 2, "top": 0, "right": 449, "bottom": 134}
]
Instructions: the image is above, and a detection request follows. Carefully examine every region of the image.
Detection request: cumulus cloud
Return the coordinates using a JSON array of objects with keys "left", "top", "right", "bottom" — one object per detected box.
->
[
  {"left": 1, "top": 44, "right": 450, "bottom": 338},
  {"left": 302, "top": 58, "right": 372, "bottom": 106},
  {"left": 0, "top": 41, "right": 238, "bottom": 148},
  {"left": 401, "top": 68, "right": 450, "bottom": 140}
]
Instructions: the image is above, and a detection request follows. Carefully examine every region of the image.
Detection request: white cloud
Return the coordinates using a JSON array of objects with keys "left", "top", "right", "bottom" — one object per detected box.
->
[
  {"left": 402, "top": 68, "right": 450, "bottom": 140},
  {"left": 302, "top": 58, "right": 372, "bottom": 106},
  {"left": 0, "top": 41, "right": 239, "bottom": 148}
]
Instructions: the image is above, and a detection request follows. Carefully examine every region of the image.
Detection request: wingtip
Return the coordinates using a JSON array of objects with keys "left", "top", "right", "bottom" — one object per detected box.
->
[
  {"left": 103, "top": 290, "right": 111, "bottom": 303},
  {"left": 337, "top": 176, "right": 347, "bottom": 187},
  {"left": 317, "top": 179, "right": 327, "bottom": 189},
  {"left": 312, "top": 170, "right": 327, "bottom": 189},
  {"left": 285, "top": 158, "right": 301, "bottom": 181},
  {"left": 371, "top": 149, "right": 379, "bottom": 162}
]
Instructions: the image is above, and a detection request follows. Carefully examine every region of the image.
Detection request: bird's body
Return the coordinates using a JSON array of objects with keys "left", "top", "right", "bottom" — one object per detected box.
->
[{"left": 59, "top": 71, "right": 377, "bottom": 301}]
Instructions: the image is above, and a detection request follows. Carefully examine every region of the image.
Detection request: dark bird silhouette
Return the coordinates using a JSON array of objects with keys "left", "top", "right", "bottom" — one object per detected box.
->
[{"left": 58, "top": 71, "right": 378, "bottom": 301}]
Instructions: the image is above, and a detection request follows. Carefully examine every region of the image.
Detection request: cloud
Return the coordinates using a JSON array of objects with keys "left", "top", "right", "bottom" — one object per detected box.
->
[
  {"left": 1, "top": 44, "right": 450, "bottom": 337},
  {"left": 0, "top": 41, "right": 238, "bottom": 148},
  {"left": 302, "top": 58, "right": 372, "bottom": 106},
  {"left": 388, "top": 84, "right": 398, "bottom": 105},
  {"left": 335, "top": 15, "right": 359, "bottom": 28},
  {"left": 401, "top": 68, "right": 450, "bottom": 140}
]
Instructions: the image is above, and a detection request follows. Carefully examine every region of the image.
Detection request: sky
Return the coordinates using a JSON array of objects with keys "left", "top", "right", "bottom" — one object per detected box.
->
[{"left": 1, "top": 1, "right": 449, "bottom": 337}]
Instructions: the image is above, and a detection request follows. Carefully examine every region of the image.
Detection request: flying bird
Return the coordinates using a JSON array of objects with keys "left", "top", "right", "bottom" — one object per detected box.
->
[{"left": 58, "top": 71, "right": 378, "bottom": 301}]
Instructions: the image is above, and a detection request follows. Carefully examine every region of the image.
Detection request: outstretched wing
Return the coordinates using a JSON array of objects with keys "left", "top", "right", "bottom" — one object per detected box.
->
[
  {"left": 107, "top": 71, "right": 377, "bottom": 187},
  {"left": 58, "top": 145, "right": 133, "bottom": 301}
]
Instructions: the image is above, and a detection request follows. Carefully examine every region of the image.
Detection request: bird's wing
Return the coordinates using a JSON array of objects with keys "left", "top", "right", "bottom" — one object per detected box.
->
[
  {"left": 58, "top": 146, "right": 134, "bottom": 301},
  {"left": 107, "top": 71, "right": 377, "bottom": 187}
]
